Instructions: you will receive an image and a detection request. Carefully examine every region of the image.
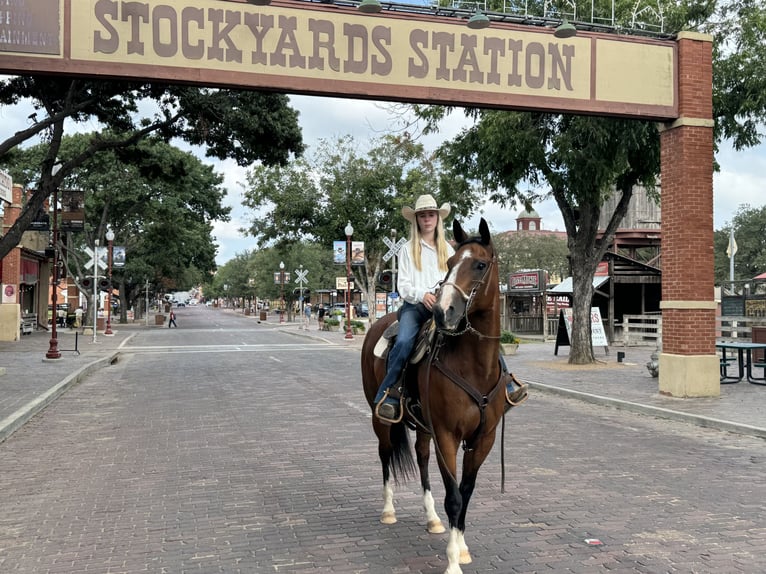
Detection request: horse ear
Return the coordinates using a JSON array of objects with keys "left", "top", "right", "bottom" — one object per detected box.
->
[
  {"left": 479, "top": 218, "right": 491, "bottom": 244},
  {"left": 453, "top": 219, "right": 467, "bottom": 243}
]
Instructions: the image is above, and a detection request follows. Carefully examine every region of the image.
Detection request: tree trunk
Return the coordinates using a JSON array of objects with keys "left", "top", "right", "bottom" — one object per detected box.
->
[{"left": 568, "top": 247, "right": 598, "bottom": 364}]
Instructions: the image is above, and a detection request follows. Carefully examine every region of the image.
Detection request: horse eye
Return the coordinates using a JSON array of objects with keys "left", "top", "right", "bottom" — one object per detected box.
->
[{"left": 476, "top": 261, "right": 487, "bottom": 271}]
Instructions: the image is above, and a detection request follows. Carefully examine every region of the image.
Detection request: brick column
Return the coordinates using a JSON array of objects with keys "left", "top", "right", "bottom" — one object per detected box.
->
[
  {"left": 1, "top": 184, "right": 24, "bottom": 303},
  {"left": 658, "top": 32, "right": 719, "bottom": 397}
]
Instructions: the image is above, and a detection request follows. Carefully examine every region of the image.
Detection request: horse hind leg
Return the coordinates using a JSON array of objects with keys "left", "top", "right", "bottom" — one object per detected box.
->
[
  {"left": 415, "top": 431, "right": 445, "bottom": 534},
  {"left": 377, "top": 422, "right": 415, "bottom": 526}
]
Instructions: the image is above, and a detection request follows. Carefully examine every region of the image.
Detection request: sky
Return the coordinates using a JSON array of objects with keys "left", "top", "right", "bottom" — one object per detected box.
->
[
  {"left": 211, "top": 94, "right": 766, "bottom": 265},
  {"left": 1, "top": 93, "right": 764, "bottom": 266}
]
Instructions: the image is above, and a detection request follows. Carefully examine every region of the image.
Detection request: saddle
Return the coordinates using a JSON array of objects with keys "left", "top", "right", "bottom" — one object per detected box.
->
[{"left": 373, "top": 320, "right": 528, "bottom": 429}]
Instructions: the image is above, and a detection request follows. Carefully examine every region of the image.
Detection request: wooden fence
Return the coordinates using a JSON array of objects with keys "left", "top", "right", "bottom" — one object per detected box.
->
[{"left": 621, "top": 313, "right": 662, "bottom": 347}]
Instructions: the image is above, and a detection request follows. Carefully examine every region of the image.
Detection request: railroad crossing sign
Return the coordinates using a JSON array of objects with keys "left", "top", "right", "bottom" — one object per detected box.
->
[
  {"left": 83, "top": 246, "right": 107, "bottom": 271},
  {"left": 294, "top": 268, "right": 308, "bottom": 285},
  {"left": 382, "top": 237, "right": 406, "bottom": 262}
]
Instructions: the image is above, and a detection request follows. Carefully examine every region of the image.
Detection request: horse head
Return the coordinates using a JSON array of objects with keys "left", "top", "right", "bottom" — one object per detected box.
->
[{"left": 433, "top": 218, "right": 497, "bottom": 333}]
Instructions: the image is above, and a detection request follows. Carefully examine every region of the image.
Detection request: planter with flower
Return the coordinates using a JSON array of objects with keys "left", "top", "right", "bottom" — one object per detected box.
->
[{"left": 500, "top": 330, "right": 520, "bottom": 355}]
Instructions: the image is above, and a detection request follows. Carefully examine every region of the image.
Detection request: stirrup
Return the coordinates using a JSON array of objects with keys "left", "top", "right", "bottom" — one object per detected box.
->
[
  {"left": 505, "top": 374, "right": 529, "bottom": 407},
  {"left": 374, "top": 391, "right": 404, "bottom": 424}
]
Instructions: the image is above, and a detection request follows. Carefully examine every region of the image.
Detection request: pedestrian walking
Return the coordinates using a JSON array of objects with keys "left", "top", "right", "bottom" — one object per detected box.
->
[
  {"left": 168, "top": 309, "right": 177, "bottom": 328},
  {"left": 303, "top": 303, "right": 312, "bottom": 330},
  {"left": 74, "top": 306, "right": 83, "bottom": 328},
  {"left": 317, "top": 305, "right": 325, "bottom": 330}
]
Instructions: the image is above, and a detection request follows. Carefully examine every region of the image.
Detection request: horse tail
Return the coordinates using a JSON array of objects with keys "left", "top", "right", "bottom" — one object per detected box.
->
[{"left": 388, "top": 422, "right": 416, "bottom": 484}]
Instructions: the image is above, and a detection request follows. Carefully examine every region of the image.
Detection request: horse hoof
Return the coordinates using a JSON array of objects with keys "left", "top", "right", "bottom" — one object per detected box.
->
[
  {"left": 427, "top": 519, "right": 446, "bottom": 534},
  {"left": 380, "top": 512, "right": 397, "bottom": 525},
  {"left": 459, "top": 550, "right": 472, "bottom": 565}
]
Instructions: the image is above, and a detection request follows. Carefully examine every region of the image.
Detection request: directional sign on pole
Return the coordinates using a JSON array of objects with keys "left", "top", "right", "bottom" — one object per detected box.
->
[{"left": 382, "top": 237, "right": 406, "bottom": 262}]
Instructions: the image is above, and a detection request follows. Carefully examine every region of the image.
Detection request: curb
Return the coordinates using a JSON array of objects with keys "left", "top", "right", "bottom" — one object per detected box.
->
[{"left": 523, "top": 379, "right": 766, "bottom": 440}]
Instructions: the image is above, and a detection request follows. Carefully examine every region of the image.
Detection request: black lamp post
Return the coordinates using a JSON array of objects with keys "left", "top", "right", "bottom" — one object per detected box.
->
[
  {"left": 45, "top": 164, "right": 62, "bottom": 360},
  {"left": 104, "top": 225, "right": 114, "bottom": 335},
  {"left": 344, "top": 221, "right": 354, "bottom": 340}
]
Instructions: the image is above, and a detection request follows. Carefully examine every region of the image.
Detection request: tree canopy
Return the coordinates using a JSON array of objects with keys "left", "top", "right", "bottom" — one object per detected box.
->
[
  {"left": 0, "top": 77, "right": 304, "bottom": 261},
  {"left": 240, "top": 133, "right": 477, "bottom": 309},
  {"left": 714, "top": 204, "right": 766, "bottom": 284}
]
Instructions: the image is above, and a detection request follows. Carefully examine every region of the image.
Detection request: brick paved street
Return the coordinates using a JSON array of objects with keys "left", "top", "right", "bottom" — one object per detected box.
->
[{"left": 2, "top": 308, "right": 766, "bottom": 573}]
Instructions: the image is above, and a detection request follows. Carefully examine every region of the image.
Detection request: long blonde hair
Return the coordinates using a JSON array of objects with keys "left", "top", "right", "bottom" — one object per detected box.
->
[{"left": 410, "top": 216, "right": 451, "bottom": 272}]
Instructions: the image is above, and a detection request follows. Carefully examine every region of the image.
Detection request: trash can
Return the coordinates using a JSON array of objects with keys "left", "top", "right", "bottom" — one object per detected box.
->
[
  {"left": 155, "top": 314, "right": 166, "bottom": 325},
  {"left": 245, "top": 308, "right": 250, "bottom": 316},
  {"left": 260, "top": 311, "right": 267, "bottom": 321},
  {"left": 753, "top": 326, "right": 766, "bottom": 363},
  {"left": 97, "top": 317, "right": 106, "bottom": 331}
]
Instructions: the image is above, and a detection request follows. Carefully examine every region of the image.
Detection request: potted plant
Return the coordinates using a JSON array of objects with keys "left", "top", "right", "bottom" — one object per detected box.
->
[
  {"left": 500, "top": 330, "right": 520, "bottom": 355},
  {"left": 324, "top": 317, "right": 340, "bottom": 332},
  {"left": 351, "top": 320, "right": 366, "bottom": 335}
]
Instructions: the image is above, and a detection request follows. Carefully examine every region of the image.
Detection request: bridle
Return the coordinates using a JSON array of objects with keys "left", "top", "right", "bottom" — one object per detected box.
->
[{"left": 436, "top": 248, "right": 499, "bottom": 340}]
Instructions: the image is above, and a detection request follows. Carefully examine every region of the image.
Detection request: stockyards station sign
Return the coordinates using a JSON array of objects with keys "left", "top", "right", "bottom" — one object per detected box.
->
[{"left": 0, "top": 0, "right": 677, "bottom": 119}]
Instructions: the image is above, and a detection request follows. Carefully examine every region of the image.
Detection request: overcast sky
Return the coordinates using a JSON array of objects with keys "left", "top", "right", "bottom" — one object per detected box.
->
[
  {"left": 1, "top": 93, "right": 763, "bottom": 266},
  {"left": 211, "top": 94, "right": 766, "bottom": 265}
]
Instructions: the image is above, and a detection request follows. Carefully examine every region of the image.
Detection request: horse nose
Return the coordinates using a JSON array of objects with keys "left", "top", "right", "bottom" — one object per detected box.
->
[{"left": 433, "top": 302, "right": 461, "bottom": 331}]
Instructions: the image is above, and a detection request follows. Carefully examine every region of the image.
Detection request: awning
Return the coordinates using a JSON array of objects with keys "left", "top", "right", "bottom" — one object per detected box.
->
[{"left": 548, "top": 275, "right": 609, "bottom": 294}]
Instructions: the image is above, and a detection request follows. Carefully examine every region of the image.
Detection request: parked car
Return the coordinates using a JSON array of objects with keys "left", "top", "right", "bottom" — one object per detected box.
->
[{"left": 355, "top": 302, "right": 369, "bottom": 317}]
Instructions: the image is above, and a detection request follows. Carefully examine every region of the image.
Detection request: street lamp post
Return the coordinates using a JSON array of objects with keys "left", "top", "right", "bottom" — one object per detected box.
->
[
  {"left": 279, "top": 261, "right": 285, "bottom": 324},
  {"left": 344, "top": 221, "right": 354, "bottom": 340},
  {"left": 104, "top": 225, "right": 114, "bottom": 335},
  {"left": 45, "top": 164, "right": 62, "bottom": 359}
]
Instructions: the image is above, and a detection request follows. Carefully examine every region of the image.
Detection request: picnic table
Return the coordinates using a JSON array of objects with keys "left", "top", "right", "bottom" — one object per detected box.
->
[{"left": 716, "top": 341, "right": 766, "bottom": 384}]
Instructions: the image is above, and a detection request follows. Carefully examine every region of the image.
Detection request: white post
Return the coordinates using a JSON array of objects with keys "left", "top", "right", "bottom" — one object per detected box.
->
[{"left": 145, "top": 279, "right": 149, "bottom": 327}]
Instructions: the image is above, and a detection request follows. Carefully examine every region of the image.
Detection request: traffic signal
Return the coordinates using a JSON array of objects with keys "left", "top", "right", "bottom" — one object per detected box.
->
[
  {"left": 378, "top": 270, "right": 393, "bottom": 289},
  {"left": 81, "top": 278, "right": 93, "bottom": 290},
  {"left": 98, "top": 279, "right": 110, "bottom": 292}
]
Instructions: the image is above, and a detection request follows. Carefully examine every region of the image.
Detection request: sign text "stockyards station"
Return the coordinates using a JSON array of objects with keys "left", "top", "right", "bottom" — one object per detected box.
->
[{"left": 83, "top": 0, "right": 588, "bottom": 98}]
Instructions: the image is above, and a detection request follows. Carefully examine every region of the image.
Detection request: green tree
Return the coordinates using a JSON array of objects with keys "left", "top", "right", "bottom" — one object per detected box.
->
[
  {"left": 3, "top": 134, "right": 230, "bottom": 324},
  {"left": 0, "top": 77, "right": 303, "bottom": 260},
  {"left": 241, "top": 134, "right": 477, "bottom": 312},
  {"left": 494, "top": 231, "right": 570, "bottom": 282},
  {"left": 714, "top": 205, "right": 766, "bottom": 285},
  {"left": 430, "top": 112, "right": 659, "bottom": 363}
]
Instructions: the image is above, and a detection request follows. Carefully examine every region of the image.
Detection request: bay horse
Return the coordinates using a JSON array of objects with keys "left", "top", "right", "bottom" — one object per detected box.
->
[{"left": 361, "top": 218, "right": 514, "bottom": 574}]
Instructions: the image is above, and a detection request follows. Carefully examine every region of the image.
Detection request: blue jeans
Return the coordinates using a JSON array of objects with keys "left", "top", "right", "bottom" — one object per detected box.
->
[{"left": 374, "top": 302, "right": 430, "bottom": 404}]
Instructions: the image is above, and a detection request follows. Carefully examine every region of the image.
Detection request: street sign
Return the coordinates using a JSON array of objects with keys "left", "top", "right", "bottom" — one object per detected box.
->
[
  {"left": 390, "top": 292, "right": 399, "bottom": 299},
  {"left": 294, "top": 268, "right": 308, "bottom": 284},
  {"left": 382, "top": 237, "right": 406, "bottom": 262}
]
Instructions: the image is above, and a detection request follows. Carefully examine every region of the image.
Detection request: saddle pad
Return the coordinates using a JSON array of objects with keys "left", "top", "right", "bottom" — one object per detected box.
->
[{"left": 373, "top": 334, "right": 389, "bottom": 358}]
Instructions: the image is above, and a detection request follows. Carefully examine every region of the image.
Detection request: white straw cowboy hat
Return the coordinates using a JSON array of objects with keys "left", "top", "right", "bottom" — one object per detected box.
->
[{"left": 402, "top": 194, "right": 451, "bottom": 223}]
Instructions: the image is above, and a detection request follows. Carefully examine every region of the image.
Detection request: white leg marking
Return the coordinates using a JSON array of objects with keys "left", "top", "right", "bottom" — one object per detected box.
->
[
  {"left": 458, "top": 530, "right": 472, "bottom": 564},
  {"left": 380, "top": 481, "right": 396, "bottom": 524},
  {"left": 423, "top": 489, "right": 445, "bottom": 534},
  {"left": 444, "top": 527, "right": 463, "bottom": 574}
]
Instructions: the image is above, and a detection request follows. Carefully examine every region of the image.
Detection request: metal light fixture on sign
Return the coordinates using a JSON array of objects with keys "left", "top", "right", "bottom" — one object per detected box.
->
[
  {"left": 247, "top": 0, "right": 272, "bottom": 5},
  {"left": 554, "top": 18, "right": 577, "bottom": 38},
  {"left": 357, "top": 0, "right": 382, "bottom": 13},
  {"left": 467, "top": 11, "right": 490, "bottom": 30}
]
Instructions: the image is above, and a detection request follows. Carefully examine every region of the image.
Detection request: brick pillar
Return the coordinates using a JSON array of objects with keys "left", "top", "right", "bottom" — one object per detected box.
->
[
  {"left": 658, "top": 32, "right": 719, "bottom": 397},
  {"left": 1, "top": 184, "right": 24, "bottom": 303}
]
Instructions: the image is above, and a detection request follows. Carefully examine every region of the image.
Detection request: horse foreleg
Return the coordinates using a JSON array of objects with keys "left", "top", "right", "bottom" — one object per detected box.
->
[
  {"left": 436, "top": 440, "right": 466, "bottom": 574},
  {"left": 415, "top": 431, "right": 445, "bottom": 534},
  {"left": 453, "top": 434, "right": 497, "bottom": 566}
]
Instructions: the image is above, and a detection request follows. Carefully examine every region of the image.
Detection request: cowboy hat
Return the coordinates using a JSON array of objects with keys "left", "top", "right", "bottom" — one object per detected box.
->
[{"left": 401, "top": 194, "right": 451, "bottom": 223}]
